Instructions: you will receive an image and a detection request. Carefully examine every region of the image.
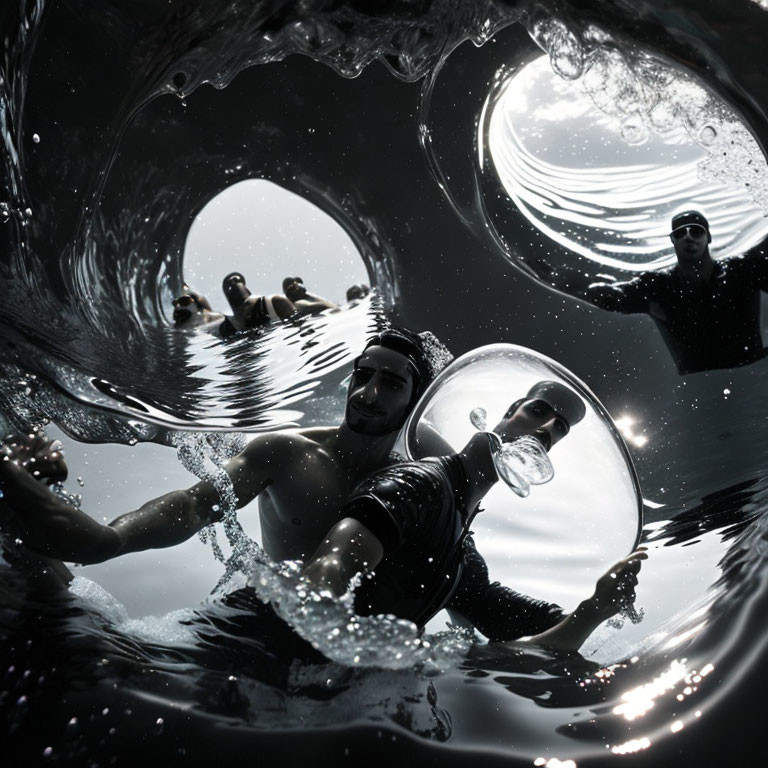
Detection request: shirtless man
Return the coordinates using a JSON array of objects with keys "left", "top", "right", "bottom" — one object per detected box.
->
[
  {"left": 282, "top": 276, "right": 338, "bottom": 316},
  {"left": 172, "top": 289, "right": 224, "bottom": 330},
  {"left": 0, "top": 328, "right": 442, "bottom": 566},
  {"left": 173, "top": 274, "right": 295, "bottom": 336}
]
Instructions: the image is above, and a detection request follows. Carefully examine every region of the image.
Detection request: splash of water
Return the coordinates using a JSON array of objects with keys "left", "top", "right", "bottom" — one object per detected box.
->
[{"left": 246, "top": 556, "right": 474, "bottom": 670}]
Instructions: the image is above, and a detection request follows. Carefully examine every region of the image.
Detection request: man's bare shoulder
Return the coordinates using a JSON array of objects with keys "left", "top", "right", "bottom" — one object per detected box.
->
[{"left": 237, "top": 426, "right": 336, "bottom": 459}]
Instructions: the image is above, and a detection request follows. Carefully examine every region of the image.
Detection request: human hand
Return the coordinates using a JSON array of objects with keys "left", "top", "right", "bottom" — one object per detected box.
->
[
  {"left": 590, "top": 547, "right": 647, "bottom": 621},
  {"left": 1, "top": 431, "right": 68, "bottom": 485}
]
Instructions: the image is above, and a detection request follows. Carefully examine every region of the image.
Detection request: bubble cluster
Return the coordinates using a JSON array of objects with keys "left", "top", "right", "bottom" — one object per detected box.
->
[{"left": 531, "top": 17, "right": 768, "bottom": 214}]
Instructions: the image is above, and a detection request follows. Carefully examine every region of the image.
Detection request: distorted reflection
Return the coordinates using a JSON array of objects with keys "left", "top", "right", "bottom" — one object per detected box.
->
[{"left": 486, "top": 55, "right": 768, "bottom": 373}]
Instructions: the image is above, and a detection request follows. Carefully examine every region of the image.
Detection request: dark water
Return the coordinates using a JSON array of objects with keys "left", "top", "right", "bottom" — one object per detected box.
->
[{"left": 2, "top": 1, "right": 768, "bottom": 765}]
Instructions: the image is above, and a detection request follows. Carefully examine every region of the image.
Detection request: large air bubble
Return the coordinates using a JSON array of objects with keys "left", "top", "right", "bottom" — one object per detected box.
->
[
  {"left": 484, "top": 55, "right": 768, "bottom": 272},
  {"left": 404, "top": 344, "right": 642, "bottom": 612},
  {"left": 421, "top": 23, "right": 768, "bottom": 294}
]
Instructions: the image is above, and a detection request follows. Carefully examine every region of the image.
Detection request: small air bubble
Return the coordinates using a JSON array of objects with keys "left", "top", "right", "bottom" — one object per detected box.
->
[
  {"left": 32, "top": 133, "right": 40, "bottom": 143},
  {"left": 699, "top": 125, "right": 718, "bottom": 145}
]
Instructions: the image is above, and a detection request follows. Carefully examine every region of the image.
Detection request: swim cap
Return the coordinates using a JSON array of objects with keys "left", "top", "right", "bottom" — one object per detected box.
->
[
  {"left": 671, "top": 210, "right": 709, "bottom": 233},
  {"left": 282, "top": 276, "right": 303, "bottom": 293},
  {"left": 526, "top": 380, "right": 586, "bottom": 428},
  {"left": 360, "top": 327, "right": 453, "bottom": 403}
]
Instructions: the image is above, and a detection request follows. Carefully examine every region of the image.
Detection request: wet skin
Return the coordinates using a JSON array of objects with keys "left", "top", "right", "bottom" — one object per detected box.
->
[
  {"left": 0, "top": 346, "right": 416, "bottom": 565},
  {"left": 282, "top": 276, "right": 337, "bottom": 315},
  {"left": 173, "top": 293, "right": 222, "bottom": 328}
]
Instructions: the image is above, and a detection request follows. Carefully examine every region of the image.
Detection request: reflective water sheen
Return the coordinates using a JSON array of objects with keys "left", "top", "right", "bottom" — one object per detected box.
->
[{"left": 2, "top": 1, "right": 768, "bottom": 766}]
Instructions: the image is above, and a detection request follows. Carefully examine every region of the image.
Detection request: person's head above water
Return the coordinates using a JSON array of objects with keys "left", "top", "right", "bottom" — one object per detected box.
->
[
  {"left": 345, "top": 327, "right": 445, "bottom": 436},
  {"left": 493, "top": 380, "right": 586, "bottom": 451},
  {"left": 222, "top": 272, "right": 252, "bottom": 309},
  {"left": 670, "top": 210, "right": 712, "bottom": 267},
  {"left": 346, "top": 283, "right": 370, "bottom": 302},
  {"left": 282, "top": 276, "right": 307, "bottom": 302},
  {"left": 172, "top": 289, "right": 215, "bottom": 328}
]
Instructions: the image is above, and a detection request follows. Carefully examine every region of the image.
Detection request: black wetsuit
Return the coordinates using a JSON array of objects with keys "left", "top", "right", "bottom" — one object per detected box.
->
[
  {"left": 343, "top": 456, "right": 565, "bottom": 637},
  {"left": 587, "top": 248, "right": 768, "bottom": 374}
]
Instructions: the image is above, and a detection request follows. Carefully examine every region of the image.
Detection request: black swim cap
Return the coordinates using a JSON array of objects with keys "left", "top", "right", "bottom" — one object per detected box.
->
[
  {"left": 526, "top": 380, "right": 586, "bottom": 428},
  {"left": 282, "top": 276, "right": 303, "bottom": 293},
  {"left": 671, "top": 210, "right": 709, "bottom": 233},
  {"left": 360, "top": 327, "right": 452, "bottom": 403}
]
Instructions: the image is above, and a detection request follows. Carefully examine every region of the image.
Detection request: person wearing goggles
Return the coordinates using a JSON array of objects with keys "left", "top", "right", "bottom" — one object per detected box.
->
[{"left": 587, "top": 210, "right": 768, "bottom": 374}]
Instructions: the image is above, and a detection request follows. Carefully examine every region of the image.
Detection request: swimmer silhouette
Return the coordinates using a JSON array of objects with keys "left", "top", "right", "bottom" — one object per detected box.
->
[
  {"left": 220, "top": 272, "right": 296, "bottom": 334},
  {"left": 301, "top": 381, "right": 647, "bottom": 650},
  {"left": 282, "top": 275, "right": 338, "bottom": 316},
  {"left": 172, "top": 288, "right": 224, "bottom": 330},
  {"left": 0, "top": 331, "right": 644, "bottom": 652},
  {"left": 586, "top": 211, "right": 768, "bottom": 374},
  {"left": 346, "top": 283, "right": 370, "bottom": 302}
]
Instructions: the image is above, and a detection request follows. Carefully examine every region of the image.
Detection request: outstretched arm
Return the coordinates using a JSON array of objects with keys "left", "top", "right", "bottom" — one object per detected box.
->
[
  {"left": 586, "top": 278, "right": 652, "bottom": 313},
  {"left": 0, "top": 432, "right": 287, "bottom": 564},
  {"left": 520, "top": 548, "right": 647, "bottom": 651}
]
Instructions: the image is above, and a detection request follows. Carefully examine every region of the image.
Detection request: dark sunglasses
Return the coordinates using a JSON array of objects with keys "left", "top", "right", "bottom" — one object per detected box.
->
[{"left": 671, "top": 224, "right": 707, "bottom": 241}]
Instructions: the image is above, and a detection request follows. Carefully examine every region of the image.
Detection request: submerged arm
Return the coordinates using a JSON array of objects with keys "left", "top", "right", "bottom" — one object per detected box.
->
[
  {"left": 0, "top": 434, "right": 285, "bottom": 564},
  {"left": 448, "top": 537, "right": 565, "bottom": 640}
]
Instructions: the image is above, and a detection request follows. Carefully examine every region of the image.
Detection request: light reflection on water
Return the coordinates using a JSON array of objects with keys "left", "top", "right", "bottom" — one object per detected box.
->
[{"left": 486, "top": 55, "right": 768, "bottom": 270}]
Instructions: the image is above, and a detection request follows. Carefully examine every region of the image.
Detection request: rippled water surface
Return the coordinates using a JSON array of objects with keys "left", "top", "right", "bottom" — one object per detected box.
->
[{"left": 2, "top": 1, "right": 768, "bottom": 766}]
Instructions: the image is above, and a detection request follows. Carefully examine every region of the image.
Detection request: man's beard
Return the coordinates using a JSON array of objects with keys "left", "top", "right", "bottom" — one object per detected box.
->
[{"left": 344, "top": 404, "right": 403, "bottom": 437}]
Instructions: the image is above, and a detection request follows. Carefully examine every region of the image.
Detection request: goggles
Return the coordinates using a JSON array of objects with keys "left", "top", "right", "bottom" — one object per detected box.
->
[{"left": 671, "top": 224, "right": 708, "bottom": 241}]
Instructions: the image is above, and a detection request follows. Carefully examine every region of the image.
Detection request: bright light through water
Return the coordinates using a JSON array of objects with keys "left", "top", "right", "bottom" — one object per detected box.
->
[{"left": 486, "top": 55, "right": 768, "bottom": 271}]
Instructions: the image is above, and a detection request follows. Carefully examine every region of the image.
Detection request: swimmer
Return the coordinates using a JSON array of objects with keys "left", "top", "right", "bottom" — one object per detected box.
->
[
  {"left": 346, "top": 283, "right": 370, "bottom": 302},
  {"left": 172, "top": 289, "right": 224, "bottom": 330},
  {"left": 219, "top": 272, "right": 296, "bottom": 334},
  {"left": 586, "top": 211, "right": 768, "bottom": 374},
  {"left": 300, "top": 382, "right": 648, "bottom": 651},
  {"left": 0, "top": 329, "right": 446, "bottom": 568},
  {"left": 282, "top": 276, "right": 338, "bottom": 316}
]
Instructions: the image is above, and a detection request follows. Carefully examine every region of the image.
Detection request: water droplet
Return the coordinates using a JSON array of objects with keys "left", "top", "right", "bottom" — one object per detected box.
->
[
  {"left": 77, "top": 476, "right": 85, "bottom": 486},
  {"left": 699, "top": 125, "right": 718, "bottom": 146},
  {"left": 32, "top": 133, "right": 40, "bottom": 144},
  {"left": 469, "top": 407, "right": 487, "bottom": 431},
  {"left": 620, "top": 116, "right": 648, "bottom": 145},
  {"left": 42, "top": 747, "right": 52, "bottom": 758}
]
